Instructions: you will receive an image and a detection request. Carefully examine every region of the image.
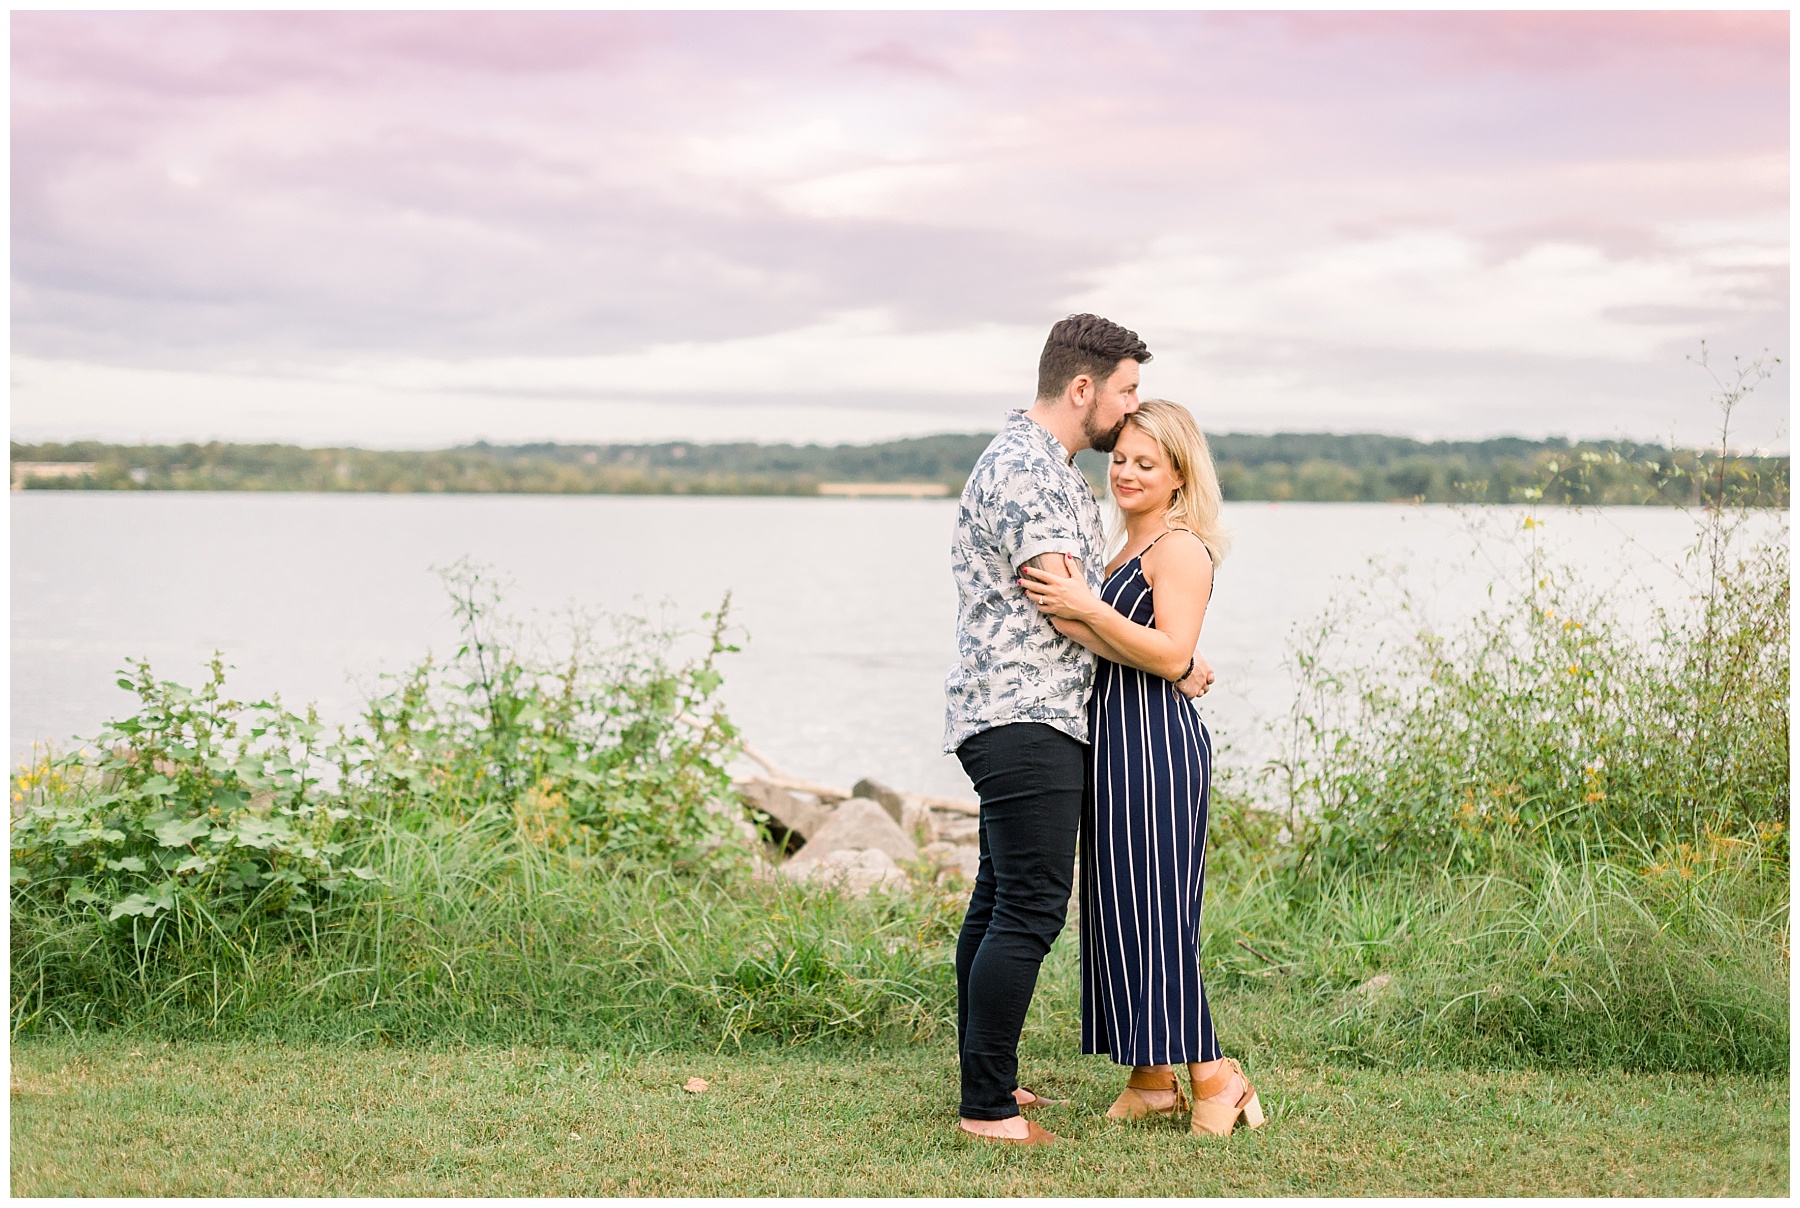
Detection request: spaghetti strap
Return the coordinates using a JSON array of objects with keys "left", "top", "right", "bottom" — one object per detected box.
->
[
  {"left": 1142, "top": 527, "right": 1211, "bottom": 563},
  {"left": 1142, "top": 528, "right": 1216, "bottom": 602}
]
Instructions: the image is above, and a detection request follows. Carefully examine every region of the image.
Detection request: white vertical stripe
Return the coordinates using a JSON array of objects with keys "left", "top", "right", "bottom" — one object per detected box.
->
[
  {"left": 1099, "top": 612, "right": 1128, "bottom": 1058},
  {"left": 1128, "top": 573, "right": 1154, "bottom": 1059},
  {"left": 1167, "top": 668, "right": 1188, "bottom": 1063}
]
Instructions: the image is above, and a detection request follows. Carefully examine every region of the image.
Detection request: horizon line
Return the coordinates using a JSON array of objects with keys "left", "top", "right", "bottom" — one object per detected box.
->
[{"left": 10, "top": 430, "right": 1790, "bottom": 457}]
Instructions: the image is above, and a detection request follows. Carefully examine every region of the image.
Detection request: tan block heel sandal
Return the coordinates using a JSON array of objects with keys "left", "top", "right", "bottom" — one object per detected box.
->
[
  {"left": 1105, "top": 1068, "right": 1191, "bottom": 1120},
  {"left": 1189, "top": 1058, "right": 1266, "bottom": 1137}
]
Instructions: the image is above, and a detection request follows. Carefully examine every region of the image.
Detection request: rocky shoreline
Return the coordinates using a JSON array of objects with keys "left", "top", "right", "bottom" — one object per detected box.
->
[{"left": 733, "top": 745, "right": 980, "bottom": 896}]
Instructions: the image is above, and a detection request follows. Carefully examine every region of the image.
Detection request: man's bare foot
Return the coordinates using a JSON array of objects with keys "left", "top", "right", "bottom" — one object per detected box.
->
[{"left": 959, "top": 1115, "right": 1031, "bottom": 1139}]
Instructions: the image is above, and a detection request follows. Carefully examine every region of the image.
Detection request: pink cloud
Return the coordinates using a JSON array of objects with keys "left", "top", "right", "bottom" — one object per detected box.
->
[{"left": 9, "top": 11, "right": 1787, "bottom": 444}]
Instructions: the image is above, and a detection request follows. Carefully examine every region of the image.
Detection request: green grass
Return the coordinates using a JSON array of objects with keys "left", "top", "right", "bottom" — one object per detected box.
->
[
  {"left": 1191, "top": 835, "right": 1789, "bottom": 1074},
  {"left": 11, "top": 1034, "right": 1786, "bottom": 1196},
  {"left": 16, "top": 827, "right": 1786, "bottom": 1075}
]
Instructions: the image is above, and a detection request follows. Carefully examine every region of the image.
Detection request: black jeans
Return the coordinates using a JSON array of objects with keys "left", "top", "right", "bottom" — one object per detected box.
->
[{"left": 953, "top": 721, "right": 1085, "bottom": 1120}]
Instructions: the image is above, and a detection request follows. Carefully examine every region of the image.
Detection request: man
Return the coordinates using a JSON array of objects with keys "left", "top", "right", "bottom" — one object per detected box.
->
[{"left": 944, "top": 313, "right": 1209, "bottom": 1145}]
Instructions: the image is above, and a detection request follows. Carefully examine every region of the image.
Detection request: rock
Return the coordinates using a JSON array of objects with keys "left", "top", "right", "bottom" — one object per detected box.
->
[
  {"left": 779, "top": 847, "right": 908, "bottom": 897},
  {"left": 852, "top": 777, "right": 906, "bottom": 824},
  {"left": 736, "top": 778, "right": 828, "bottom": 852},
  {"left": 785, "top": 797, "right": 918, "bottom": 868},
  {"left": 933, "top": 813, "right": 979, "bottom": 844},
  {"left": 923, "top": 841, "right": 980, "bottom": 885},
  {"left": 899, "top": 795, "right": 935, "bottom": 844}
]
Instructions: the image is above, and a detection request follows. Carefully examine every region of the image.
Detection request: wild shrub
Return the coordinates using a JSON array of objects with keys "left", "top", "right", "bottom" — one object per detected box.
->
[
  {"left": 9, "top": 658, "right": 372, "bottom": 941},
  {"left": 1262, "top": 355, "right": 1788, "bottom": 875},
  {"left": 11, "top": 570, "right": 755, "bottom": 1036},
  {"left": 1265, "top": 521, "right": 1787, "bottom": 877},
  {"left": 346, "top": 561, "right": 744, "bottom": 863}
]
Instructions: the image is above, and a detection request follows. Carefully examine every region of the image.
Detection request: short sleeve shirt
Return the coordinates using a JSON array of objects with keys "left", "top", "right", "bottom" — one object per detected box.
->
[{"left": 943, "top": 411, "right": 1107, "bottom": 752}]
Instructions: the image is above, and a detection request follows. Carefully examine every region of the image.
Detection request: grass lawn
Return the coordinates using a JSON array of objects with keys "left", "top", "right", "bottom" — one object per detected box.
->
[{"left": 11, "top": 1035, "right": 1787, "bottom": 1196}]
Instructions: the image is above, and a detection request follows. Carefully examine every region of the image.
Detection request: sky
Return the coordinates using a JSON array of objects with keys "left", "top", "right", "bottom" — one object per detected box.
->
[{"left": 11, "top": 11, "right": 1790, "bottom": 451}]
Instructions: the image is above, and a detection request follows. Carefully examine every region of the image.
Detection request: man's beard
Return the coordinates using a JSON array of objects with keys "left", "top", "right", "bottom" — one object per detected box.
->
[{"left": 1085, "top": 411, "right": 1129, "bottom": 454}]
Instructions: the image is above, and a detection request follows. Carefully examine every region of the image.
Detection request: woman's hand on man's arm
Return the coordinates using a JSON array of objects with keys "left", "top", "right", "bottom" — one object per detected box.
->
[
  {"left": 1019, "top": 552, "right": 1129, "bottom": 663},
  {"left": 1017, "top": 552, "right": 1101, "bottom": 623},
  {"left": 1024, "top": 534, "right": 1215, "bottom": 686}
]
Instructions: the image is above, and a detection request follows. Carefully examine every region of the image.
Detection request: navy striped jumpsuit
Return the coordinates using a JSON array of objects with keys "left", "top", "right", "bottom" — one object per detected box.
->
[{"left": 1079, "top": 533, "right": 1221, "bottom": 1067}]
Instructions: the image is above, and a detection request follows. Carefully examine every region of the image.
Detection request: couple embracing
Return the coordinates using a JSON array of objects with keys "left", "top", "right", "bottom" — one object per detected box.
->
[{"left": 944, "top": 314, "right": 1262, "bottom": 1145}]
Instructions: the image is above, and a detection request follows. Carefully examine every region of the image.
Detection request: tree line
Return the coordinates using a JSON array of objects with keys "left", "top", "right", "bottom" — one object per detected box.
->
[{"left": 12, "top": 432, "right": 1788, "bottom": 506}]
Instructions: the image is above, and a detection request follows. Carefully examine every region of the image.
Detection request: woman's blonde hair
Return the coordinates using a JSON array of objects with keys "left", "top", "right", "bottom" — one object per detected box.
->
[{"left": 1105, "top": 399, "right": 1231, "bottom": 565}]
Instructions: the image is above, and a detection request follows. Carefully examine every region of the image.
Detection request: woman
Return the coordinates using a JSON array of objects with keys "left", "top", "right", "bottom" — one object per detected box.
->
[{"left": 1020, "top": 399, "right": 1263, "bottom": 1137}]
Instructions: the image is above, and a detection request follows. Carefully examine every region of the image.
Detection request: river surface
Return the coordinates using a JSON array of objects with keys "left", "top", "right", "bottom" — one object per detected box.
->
[{"left": 11, "top": 494, "right": 1781, "bottom": 798}]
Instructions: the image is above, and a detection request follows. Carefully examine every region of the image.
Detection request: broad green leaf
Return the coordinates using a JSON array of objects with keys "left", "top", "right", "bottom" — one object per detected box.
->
[
  {"left": 109, "top": 887, "right": 174, "bottom": 921},
  {"left": 155, "top": 817, "right": 213, "bottom": 848},
  {"left": 108, "top": 855, "right": 148, "bottom": 873},
  {"left": 227, "top": 816, "right": 291, "bottom": 849}
]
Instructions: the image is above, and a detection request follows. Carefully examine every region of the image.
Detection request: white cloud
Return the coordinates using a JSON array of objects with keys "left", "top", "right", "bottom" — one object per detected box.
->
[
  {"left": 305, "top": 309, "right": 1043, "bottom": 397},
  {"left": 1083, "top": 228, "right": 1779, "bottom": 361}
]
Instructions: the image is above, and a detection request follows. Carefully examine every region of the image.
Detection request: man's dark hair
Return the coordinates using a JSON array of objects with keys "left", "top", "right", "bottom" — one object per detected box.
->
[{"left": 1036, "top": 314, "right": 1151, "bottom": 400}]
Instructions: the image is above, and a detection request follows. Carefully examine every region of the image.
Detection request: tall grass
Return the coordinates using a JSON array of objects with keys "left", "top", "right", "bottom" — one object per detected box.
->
[
  {"left": 12, "top": 794, "right": 963, "bottom": 1048},
  {"left": 1190, "top": 823, "right": 1787, "bottom": 1072}
]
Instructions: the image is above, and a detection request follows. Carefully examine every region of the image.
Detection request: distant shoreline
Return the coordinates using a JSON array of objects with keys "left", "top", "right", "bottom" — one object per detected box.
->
[{"left": 11, "top": 434, "right": 1789, "bottom": 507}]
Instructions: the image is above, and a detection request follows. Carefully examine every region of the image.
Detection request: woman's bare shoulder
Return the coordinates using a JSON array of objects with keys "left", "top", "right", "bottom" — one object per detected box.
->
[
  {"left": 1141, "top": 527, "right": 1214, "bottom": 583},
  {"left": 1145, "top": 527, "right": 1211, "bottom": 563}
]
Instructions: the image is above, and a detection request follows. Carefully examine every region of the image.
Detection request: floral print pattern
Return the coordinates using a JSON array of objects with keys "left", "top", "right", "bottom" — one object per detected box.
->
[{"left": 944, "top": 410, "right": 1106, "bottom": 752}]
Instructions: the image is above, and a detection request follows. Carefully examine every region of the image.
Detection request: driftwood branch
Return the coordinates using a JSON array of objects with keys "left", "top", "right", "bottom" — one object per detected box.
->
[
  {"left": 1235, "top": 938, "right": 1294, "bottom": 973},
  {"left": 751, "top": 775, "right": 851, "bottom": 803}
]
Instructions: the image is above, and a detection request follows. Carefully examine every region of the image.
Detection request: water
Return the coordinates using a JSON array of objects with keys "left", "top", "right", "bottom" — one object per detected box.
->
[{"left": 11, "top": 493, "right": 1776, "bottom": 798}]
